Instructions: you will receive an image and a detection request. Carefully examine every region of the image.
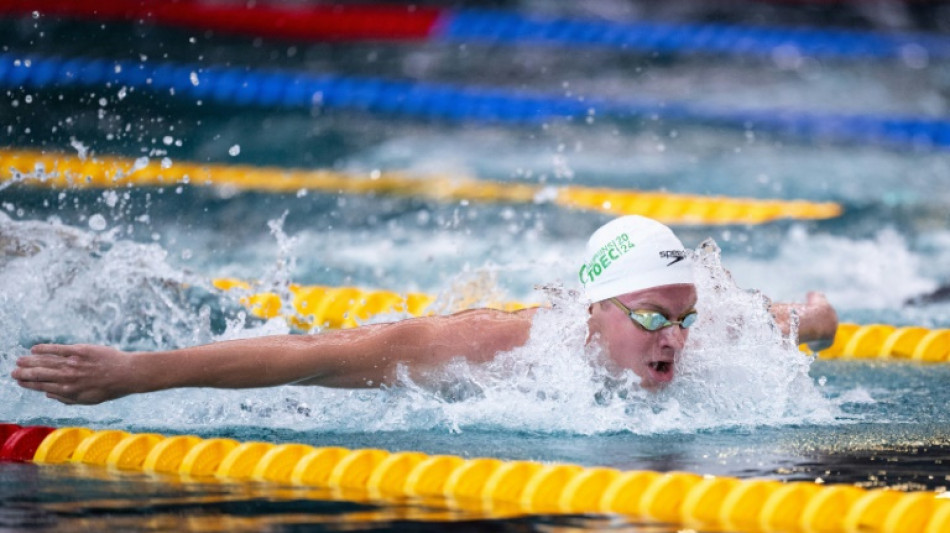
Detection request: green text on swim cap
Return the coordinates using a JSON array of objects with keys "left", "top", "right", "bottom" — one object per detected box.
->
[{"left": 579, "top": 233, "right": 635, "bottom": 285}]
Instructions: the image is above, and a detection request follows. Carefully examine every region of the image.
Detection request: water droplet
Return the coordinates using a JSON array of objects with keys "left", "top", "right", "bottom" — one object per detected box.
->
[
  {"left": 88, "top": 214, "right": 107, "bottom": 231},
  {"left": 189, "top": 71, "right": 200, "bottom": 86},
  {"left": 102, "top": 190, "right": 118, "bottom": 208},
  {"left": 228, "top": 144, "right": 241, "bottom": 157}
]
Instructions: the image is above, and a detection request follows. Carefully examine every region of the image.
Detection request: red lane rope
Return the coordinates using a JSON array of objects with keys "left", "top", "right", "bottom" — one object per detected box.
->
[
  {"left": 0, "top": 425, "right": 54, "bottom": 462},
  {"left": 0, "top": 0, "right": 442, "bottom": 41},
  {"left": 0, "top": 424, "right": 22, "bottom": 448}
]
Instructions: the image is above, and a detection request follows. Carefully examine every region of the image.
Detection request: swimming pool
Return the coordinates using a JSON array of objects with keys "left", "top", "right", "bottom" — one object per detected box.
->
[{"left": 2, "top": 1, "right": 950, "bottom": 531}]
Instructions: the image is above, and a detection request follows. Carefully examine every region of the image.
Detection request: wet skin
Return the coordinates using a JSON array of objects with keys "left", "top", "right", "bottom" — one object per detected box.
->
[
  {"left": 13, "top": 284, "right": 835, "bottom": 405},
  {"left": 587, "top": 284, "right": 698, "bottom": 389}
]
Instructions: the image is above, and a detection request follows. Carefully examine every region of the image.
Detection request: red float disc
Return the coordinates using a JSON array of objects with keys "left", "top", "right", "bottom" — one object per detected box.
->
[
  {"left": 0, "top": 424, "right": 23, "bottom": 448},
  {"left": 0, "top": 426, "right": 56, "bottom": 462}
]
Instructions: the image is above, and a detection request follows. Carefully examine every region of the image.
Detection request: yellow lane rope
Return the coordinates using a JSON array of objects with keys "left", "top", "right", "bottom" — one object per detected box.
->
[
  {"left": 13, "top": 425, "right": 948, "bottom": 533},
  {"left": 213, "top": 278, "right": 950, "bottom": 361},
  {"left": 0, "top": 148, "right": 842, "bottom": 225}
]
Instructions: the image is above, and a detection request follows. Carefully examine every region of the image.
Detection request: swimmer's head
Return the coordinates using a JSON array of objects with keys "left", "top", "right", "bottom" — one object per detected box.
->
[
  {"left": 579, "top": 215, "right": 694, "bottom": 303},
  {"left": 581, "top": 216, "right": 696, "bottom": 388}
]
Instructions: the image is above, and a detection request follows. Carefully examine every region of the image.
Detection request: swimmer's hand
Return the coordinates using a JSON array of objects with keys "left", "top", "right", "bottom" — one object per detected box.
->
[
  {"left": 13, "top": 344, "right": 140, "bottom": 405},
  {"left": 770, "top": 292, "right": 839, "bottom": 351}
]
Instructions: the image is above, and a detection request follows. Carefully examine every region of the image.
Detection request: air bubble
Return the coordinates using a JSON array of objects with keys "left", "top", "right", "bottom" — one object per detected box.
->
[{"left": 88, "top": 214, "right": 107, "bottom": 231}]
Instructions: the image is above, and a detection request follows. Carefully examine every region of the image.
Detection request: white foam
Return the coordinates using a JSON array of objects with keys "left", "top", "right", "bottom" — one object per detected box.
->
[
  {"left": 728, "top": 225, "right": 937, "bottom": 311},
  {"left": 0, "top": 216, "right": 842, "bottom": 435}
]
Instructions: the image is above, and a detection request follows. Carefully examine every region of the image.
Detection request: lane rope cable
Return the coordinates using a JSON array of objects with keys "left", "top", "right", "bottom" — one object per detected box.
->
[
  {"left": 0, "top": 423, "right": 948, "bottom": 533},
  {"left": 1, "top": 53, "right": 948, "bottom": 150},
  {"left": 0, "top": 148, "right": 842, "bottom": 225},
  {"left": 2, "top": 1, "right": 949, "bottom": 61},
  {"left": 209, "top": 278, "right": 950, "bottom": 362}
]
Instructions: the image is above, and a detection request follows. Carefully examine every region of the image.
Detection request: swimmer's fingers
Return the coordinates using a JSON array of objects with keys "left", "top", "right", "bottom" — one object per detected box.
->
[
  {"left": 15, "top": 377, "right": 65, "bottom": 396},
  {"left": 14, "top": 377, "right": 73, "bottom": 401},
  {"left": 797, "top": 292, "right": 839, "bottom": 347},
  {"left": 11, "top": 357, "right": 74, "bottom": 383},
  {"left": 15, "top": 344, "right": 134, "bottom": 405},
  {"left": 30, "top": 343, "right": 96, "bottom": 357},
  {"left": 16, "top": 375, "right": 105, "bottom": 405},
  {"left": 805, "top": 291, "right": 830, "bottom": 308},
  {"left": 14, "top": 362, "right": 94, "bottom": 404},
  {"left": 46, "top": 392, "right": 78, "bottom": 405}
]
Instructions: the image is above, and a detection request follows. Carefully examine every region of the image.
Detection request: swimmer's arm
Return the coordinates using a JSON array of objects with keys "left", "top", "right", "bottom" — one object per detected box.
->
[
  {"left": 770, "top": 292, "right": 839, "bottom": 350},
  {"left": 14, "top": 308, "right": 535, "bottom": 405}
]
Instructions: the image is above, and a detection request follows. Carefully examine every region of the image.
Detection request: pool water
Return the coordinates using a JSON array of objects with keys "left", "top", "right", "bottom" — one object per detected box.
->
[{"left": 2, "top": 1, "right": 950, "bottom": 531}]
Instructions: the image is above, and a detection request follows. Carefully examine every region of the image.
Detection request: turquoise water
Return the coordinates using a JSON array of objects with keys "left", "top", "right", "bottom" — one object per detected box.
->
[{"left": 2, "top": 2, "right": 950, "bottom": 531}]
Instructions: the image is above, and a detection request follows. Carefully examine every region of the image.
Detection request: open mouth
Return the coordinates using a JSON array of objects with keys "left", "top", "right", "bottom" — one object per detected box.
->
[{"left": 645, "top": 360, "right": 675, "bottom": 384}]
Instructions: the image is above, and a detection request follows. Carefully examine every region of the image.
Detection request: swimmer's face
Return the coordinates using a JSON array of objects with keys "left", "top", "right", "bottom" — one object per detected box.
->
[{"left": 587, "top": 284, "right": 697, "bottom": 389}]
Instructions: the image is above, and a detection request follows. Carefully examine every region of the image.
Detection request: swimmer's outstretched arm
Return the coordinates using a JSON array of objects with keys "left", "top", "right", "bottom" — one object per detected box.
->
[
  {"left": 770, "top": 291, "right": 839, "bottom": 350},
  {"left": 13, "top": 308, "right": 535, "bottom": 405}
]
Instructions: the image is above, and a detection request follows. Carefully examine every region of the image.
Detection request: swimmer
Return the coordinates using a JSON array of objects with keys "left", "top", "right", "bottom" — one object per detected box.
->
[{"left": 12, "top": 216, "right": 838, "bottom": 405}]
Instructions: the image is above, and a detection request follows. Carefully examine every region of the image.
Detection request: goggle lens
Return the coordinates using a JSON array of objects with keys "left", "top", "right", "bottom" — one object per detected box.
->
[
  {"left": 610, "top": 298, "right": 697, "bottom": 332},
  {"left": 631, "top": 311, "right": 670, "bottom": 331}
]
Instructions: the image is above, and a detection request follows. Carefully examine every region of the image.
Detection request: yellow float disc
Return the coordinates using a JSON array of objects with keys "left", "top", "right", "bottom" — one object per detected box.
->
[
  {"left": 143, "top": 435, "right": 204, "bottom": 474},
  {"left": 251, "top": 443, "right": 316, "bottom": 483},
  {"left": 402, "top": 455, "right": 466, "bottom": 497},
  {"left": 215, "top": 442, "right": 275, "bottom": 479},
  {"left": 289, "top": 446, "right": 351, "bottom": 486},
  {"left": 70, "top": 430, "right": 131, "bottom": 466},
  {"left": 106, "top": 433, "right": 165, "bottom": 470},
  {"left": 177, "top": 438, "right": 239, "bottom": 476},
  {"left": 598, "top": 470, "right": 661, "bottom": 514},
  {"left": 32, "top": 427, "right": 93, "bottom": 464},
  {"left": 557, "top": 467, "right": 622, "bottom": 513}
]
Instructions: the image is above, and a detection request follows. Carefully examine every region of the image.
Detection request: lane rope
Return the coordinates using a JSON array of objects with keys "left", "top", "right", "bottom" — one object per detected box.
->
[
  {"left": 1, "top": 423, "right": 948, "bottom": 532},
  {"left": 1, "top": 53, "right": 948, "bottom": 150},
  {"left": 3, "top": 1, "right": 950, "bottom": 61},
  {"left": 211, "top": 278, "right": 950, "bottom": 362},
  {"left": 0, "top": 149, "right": 842, "bottom": 225},
  {"left": 818, "top": 322, "right": 950, "bottom": 362},
  {"left": 440, "top": 9, "right": 950, "bottom": 61}
]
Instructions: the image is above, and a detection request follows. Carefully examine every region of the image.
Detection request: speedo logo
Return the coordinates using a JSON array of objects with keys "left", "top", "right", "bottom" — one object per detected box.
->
[
  {"left": 579, "top": 233, "right": 635, "bottom": 285},
  {"left": 660, "top": 250, "right": 687, "bottom": 266}
]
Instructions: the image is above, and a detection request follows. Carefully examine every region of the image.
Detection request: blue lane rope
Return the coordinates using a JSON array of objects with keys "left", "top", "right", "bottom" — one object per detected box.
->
[
  {"left": 438, "top": 9, "right": 950, "bottom": 61},
  {"left": 2, "top": 53, "right": 949, "bottom": 149}
]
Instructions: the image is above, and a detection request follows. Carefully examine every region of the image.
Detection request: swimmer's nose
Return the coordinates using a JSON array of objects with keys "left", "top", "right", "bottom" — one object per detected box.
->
[{"left": 658, "top": 324, "right": 688, "bottom": 352}]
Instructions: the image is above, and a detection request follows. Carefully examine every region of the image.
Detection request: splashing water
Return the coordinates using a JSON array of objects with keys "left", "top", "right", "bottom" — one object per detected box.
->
[
  {"left": 0, "top": 211, "right": 230, "bottom": 349},
  {"left": 728, "top": 225, "right": 937, "bottom": 310},
  {"left": 656, "top": 239, "right": 836, "bottom": 431},
  {"left": 0, "top": 214, "right": 838, "bottom": 435},
  {"left": 387, "top": 240, "right": 837, "bottom": 435}
]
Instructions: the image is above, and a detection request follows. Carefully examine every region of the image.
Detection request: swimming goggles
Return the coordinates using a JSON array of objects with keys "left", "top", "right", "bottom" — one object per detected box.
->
[{"left": 609, "top": 298, "right": 698, "bottom": 332}]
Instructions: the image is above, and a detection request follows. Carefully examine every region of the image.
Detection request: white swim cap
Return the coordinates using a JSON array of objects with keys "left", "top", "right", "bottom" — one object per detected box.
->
[{"left": 579, "top": 216, "right": 693, "bottom": 303}]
